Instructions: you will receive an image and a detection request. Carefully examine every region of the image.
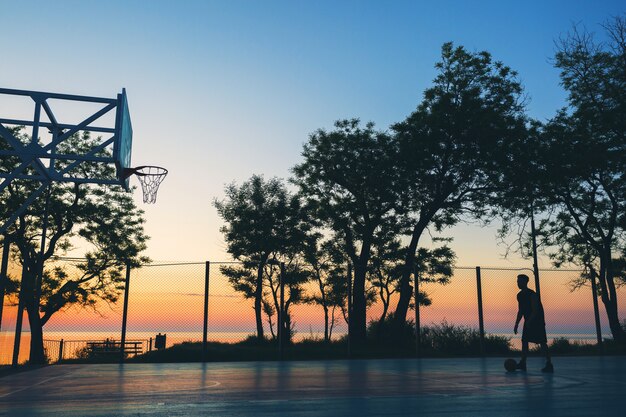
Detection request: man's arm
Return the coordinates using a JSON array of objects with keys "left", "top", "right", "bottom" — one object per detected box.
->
[{"left": 514, "top": 310, "right": 523, "bottom": 334}]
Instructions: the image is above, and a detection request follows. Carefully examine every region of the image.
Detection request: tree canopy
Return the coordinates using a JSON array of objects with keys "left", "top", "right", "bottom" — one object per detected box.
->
[
  {"left": 292, "top": 119, "right": 402, "bottom": 344},
  {"left": 1, "top": 128, "right": 149, "bottom": 363},
  {"left": 214, "top": 175, "right": 310, "bottom": 340},
  {"left": 391, "top": 42, "right": 527, "bottom": 327},
  {"left": 537, "top": 17, "right": 626, "bottom": 341},
  {"left": 214, "top": 19, "right": 626, "bottom": 347}
]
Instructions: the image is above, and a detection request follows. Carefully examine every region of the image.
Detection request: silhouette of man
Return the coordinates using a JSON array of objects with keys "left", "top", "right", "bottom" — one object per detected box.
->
[{"left": 514, "top": 274, "right": 553, "bottom": 373}]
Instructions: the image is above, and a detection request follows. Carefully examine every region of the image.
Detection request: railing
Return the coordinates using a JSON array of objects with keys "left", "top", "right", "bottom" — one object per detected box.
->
[{"left": 43, "top": 338, "right": 151, "bottom": 363}]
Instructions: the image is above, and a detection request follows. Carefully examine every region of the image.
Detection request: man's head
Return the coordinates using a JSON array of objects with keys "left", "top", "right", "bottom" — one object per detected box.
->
[{"left": 517, "top": 274, "right": 530, "bottom": 290}]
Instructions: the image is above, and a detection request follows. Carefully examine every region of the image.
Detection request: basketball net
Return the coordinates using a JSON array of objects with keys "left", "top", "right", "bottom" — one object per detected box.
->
[{"left": 133, "top": 166, "right": 168, "bottom": 203}]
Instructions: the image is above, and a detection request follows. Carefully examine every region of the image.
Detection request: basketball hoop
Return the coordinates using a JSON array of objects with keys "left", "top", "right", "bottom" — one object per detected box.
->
[{"left": 125, "top": 166, "right": 168, "bottom": 203}]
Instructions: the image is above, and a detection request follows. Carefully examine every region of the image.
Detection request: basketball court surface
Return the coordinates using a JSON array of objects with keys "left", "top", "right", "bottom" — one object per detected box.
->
[{"left": 0, "top": 356, "right": 623, "bottom": 416}]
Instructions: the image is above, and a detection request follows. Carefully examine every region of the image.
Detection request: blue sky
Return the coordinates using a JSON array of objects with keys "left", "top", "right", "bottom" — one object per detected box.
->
[{"left": 1, "top": 0, "right": 624, "bottom": 264}]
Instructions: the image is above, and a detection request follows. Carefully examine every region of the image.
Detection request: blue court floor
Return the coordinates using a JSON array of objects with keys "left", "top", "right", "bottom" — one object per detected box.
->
[{"left": 0, "top": 356, "right": 624, "bottom": 416}]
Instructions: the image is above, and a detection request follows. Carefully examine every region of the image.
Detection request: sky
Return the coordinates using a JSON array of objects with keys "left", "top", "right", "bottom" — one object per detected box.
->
[{"left": 1, "top": 0, "right": 625, "bottom": 266}]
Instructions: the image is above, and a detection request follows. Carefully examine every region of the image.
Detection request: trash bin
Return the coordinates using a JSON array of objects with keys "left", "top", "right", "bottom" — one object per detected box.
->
[{"left": 155, "top": 333, "right": 166, "bottom": 350}]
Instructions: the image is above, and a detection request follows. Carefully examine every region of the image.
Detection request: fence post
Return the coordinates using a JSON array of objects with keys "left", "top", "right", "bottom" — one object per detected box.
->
[
  {"left": 120, "top": 262, "right": 131, "bottom": 363},
  {"left": 590, "top": 273, "right": 603, "bottom": 350},
  {"left": 58, "top": 339, "right": 64, "bottom": 363},
  {"left": 203, "top": 261, "right": 210, "bottom": 362},
  {"left": 530, "top": 211, "right": 542, "bottom": 299},
  {"left": 279, "top": 262, "right": 285, "bottom": 360},
  {"left": 414, "top": 266, "right": 421, "bottom": 357},
  {"left": 475, "top": 266, "right": 485, "bottom": 356},
  {"left": 0, "top": 236, "right": 10, "bottom": 332},
  {"left": 149, "top": 337, "right": 153, "bottom": 351},
  {"left": 347, "top": 262, "right": 352, "bottom": 358}
]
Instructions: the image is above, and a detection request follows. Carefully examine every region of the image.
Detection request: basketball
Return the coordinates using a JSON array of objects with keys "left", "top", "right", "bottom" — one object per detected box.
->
[{"left": 504, "top": 358, "right": 517, "bottom": 372}]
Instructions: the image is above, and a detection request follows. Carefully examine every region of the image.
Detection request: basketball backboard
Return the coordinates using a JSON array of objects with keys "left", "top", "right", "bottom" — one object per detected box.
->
[
  {"left": 114, "top": 89, "right": 133, "bottom": 190},
  {"left": 0, "top": 87, "right": 134, "bottom": 233}
]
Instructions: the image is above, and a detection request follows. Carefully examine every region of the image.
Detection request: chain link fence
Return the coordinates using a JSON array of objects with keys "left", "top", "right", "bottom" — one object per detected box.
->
[{"left": 1, "top": 258, "right": 624, "bottom": 364}]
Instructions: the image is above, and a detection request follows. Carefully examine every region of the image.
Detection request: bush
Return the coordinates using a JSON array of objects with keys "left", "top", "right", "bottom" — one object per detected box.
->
[
  {"left": 420, "top": 320, "right": 511, "bottom": 355},
  {"left": 543, "top": 337, "right": 599, "bottom": 355},
  {"left": 237, "top": 334, "right": 274, "bottom": 346},
  {"left": 367, "top": 316, "right": 415, "bottom": 347},
  {"left": 421, "top": 320, "right": 473, "bottom": 354},
  {"left": 367, "top": 318, "right": 512, "bottom": 355},
  {"left": 484, "top": 334, "right": 513, "bottom": 354}
]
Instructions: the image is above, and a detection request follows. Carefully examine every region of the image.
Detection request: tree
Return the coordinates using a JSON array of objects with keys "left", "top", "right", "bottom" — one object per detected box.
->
[
  {"left": 301, "top": 233, "right": 336, "bottom": 342},
  {"left": 489, "top": 120, "right": 554, "bottom": 299},
  {"left": 391, "top": 42, "right": 527, "bottom": 329},
  {"left": 368, "top": 238, "right": 403, "bottom": 324},
  {"left": 413, "top": 242, "right": 456, "bottom": 302},
  {"left": 367, "top": 241, "right": 455, "bottom": 343},
  {"left": 292, "top": 119, "right": 402, "bottom": 345},
  {"left": 279, "top": 262, "right": 310, "bottom": 342},
  {"left": 260, "top": 259, "right": 311, "bottom": 344},
  {"left": 536, "top": 17, "right": 626, "bottom": 341},
  {"left": 537, "top": 17, "right": 626, "bottom": 341},
  {"left": 369, "top": 238, "right": 455, "bottom": 325},
  {"left": 214, "top": 175, "right": 308, "bottom": 340},
  {"left": 1, "top": 129, "right": 148, "bottom": 364},
  {"left": 262, "top": 298, "right": 277, "bottom": 339},
  {"left": 326, "top": 266, "right": 351, "bottom": 335}
]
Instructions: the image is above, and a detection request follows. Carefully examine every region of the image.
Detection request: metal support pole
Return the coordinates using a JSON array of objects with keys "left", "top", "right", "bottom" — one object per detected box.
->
[
  {"left": 34, "top": 185, "right": 51, "bottom": 307},
  {"left": 58, "top": 339, "right": 64, "bottom": 363},
  {"left": 12, "top": 264, "right": 27, "bottom": 367},
  {"left": 414, "top": 266, "right": 421, "bottom": 357},
  {"left": 279, "top": 262, "right": 285, "bottom": 360},
  {"left": 0, "top": 236, "right": 10, "bottom": 331},
  {"left": 202, "top": 261, "right": 210, "bottom": 362},
  {"left": 590, "top": 273, "right": 603, "bottom": 349},
  {"left": 530, "top": 210, "right": 541, "bottom": 299},
  {"left": 120, "top": 262, "right": 131, "bottom": 363},
  {"left": 475, "top": 266, "right": 485, "bottom": 356},
  {"left": 347, "top": 262, "right": 352, "bottom": 358}
]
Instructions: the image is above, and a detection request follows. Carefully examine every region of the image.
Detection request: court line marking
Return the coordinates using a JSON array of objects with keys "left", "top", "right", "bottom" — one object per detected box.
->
[
  {"left": 383, "top": 370, "right": 546, "bottom": 394},
  {"left": 0, "top": 377, "right": 221, "bottom": 401},
  {"left": 133, "top": 380, "right": 222, "bottom": 394},
  {"left": 0, "top": 369, "right": 79, "bottom": 399}
]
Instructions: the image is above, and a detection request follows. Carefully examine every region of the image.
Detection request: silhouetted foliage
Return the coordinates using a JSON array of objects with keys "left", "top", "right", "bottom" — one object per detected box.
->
[
  {"left": 391, "top": 42, "right": 527, "bottom": 330},
  {"left": 420, "top": 321, "right": 512, "bottom": 355},
  {"left": 367, "top": 315, "right": 416, "bottom": 347},
  {"left": 368, "top": 237, "right": 455, "bottom": 324},
  {"left": 293, "top": 119, "right": 402, "bottom": 345},
  {"left": 0, "top": 128, "right": 149, "bottom": 364},
  {"left": 538, "top": 16, "right": 626, "bottom": 341},
  {"left": 301, "top": 234, "right": 349, "bottom": 341},
  {"left": 215, "top": 175, "right": 310, "bottom": 340},
  {"left": 211, "top": 22, "right": 626, "bottom": 352}
]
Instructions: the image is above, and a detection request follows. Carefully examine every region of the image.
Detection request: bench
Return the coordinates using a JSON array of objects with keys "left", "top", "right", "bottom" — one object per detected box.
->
[{"left": 85, "top": 340, "right": 143, "bottom": 356}]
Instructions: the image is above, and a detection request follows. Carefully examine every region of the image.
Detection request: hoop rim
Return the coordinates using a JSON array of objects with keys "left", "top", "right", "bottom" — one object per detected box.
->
[{"left": 123, "top": 165, "right": 168, "bottom": 178}]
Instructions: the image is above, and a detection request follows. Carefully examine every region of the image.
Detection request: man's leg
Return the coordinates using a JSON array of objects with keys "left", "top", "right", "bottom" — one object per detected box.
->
[
  {"left": 518, "top": 341, "right": 528, "bottom": 370},
  {"left": 540, "top": 342, "right": 551, "bottom": 361},
  {"left": 540, "top": 343, "right": 553, "bottom": 373}
]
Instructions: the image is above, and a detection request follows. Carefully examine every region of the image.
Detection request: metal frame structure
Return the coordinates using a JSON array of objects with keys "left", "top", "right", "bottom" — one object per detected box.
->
[{"left": 0, "top": 87, "right": 132, "bottom": 234}]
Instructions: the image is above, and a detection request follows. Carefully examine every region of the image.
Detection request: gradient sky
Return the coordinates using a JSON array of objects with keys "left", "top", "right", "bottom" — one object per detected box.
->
[{"left": 1, "top": 0, "right": 624, "bottom": 265}]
